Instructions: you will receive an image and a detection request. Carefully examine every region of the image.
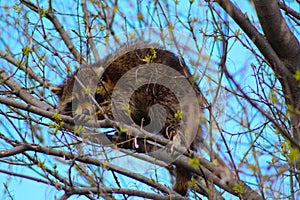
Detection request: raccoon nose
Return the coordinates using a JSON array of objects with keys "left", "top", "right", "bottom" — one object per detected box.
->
[{"left": 82, "top": 108, "right": 90, "bottom": 115}]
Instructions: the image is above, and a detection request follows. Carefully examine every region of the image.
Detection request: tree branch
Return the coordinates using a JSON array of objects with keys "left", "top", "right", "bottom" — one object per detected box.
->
[
  {"left": 278, "top": 1, "right": 300, "bottom": 21},
  {"left": 0, "top": 143, "right": 175, "bottom": 196},
  {"left": 20, "top": 0, "right": 85, "bottom": 64},
  {"left": 212, "top": 0, "right": 300, "bottom": 149},
  {"left": 0, "top": 95, "right": 262, "bottom": 199},
  {"left": 253, "top": 0, "right": 300, "bottom": 73},
  {"left": 213, "top": 0, "right": 298, "bottom": 105},
  {"left": 81, "top": 0, "right": 100, "bottom": 62},
  {"left": 0, "top": 51, "right": 50, "bottom": 88},
  {"left": 212, "top": 0, "right": 289, "bottom": 75},
  {"left": 66, "top": 186, "right": 188, "bottom": 200},
  {"left": 0, "top": 68, "right": 51, "bottom": 109},
  {"left": 0, "top": 169, "right": 59, "bottom": 188}
]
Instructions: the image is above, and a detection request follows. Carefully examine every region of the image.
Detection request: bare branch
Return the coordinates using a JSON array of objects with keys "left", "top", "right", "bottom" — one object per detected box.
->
[
  {"left": 0, "top": 51, "right": 50, "bottom": 87},
  {"left": 0, "top": 68, "right": 51, "bottom": 109},
  {"left": 66, "top": 186, "right": 188, "bottom": 200},
  {"left": 253, "top": 0, "right": 300, "bottom": 72},
  {"left": 20, "top": 0, "right": 85, "bottom": 64},
  {"left": 278, "top": 1, "right": 300, "bottom": 20},
  {"left": 0, "top": 95, "right": 263, "bottom": 199},
  {"left": 0, "top": 169, "right": 59, "bottom": 188},
  {"left": 213, "top": 0, "right": 291, "bottom": 76},
  {"left": 0, "top": 143, "right": 174, "bottom": 195},
  {"left": 0, "top": 145, "right": 28, "bottom": 157},
  {"left": 81, "top": 0, "right": 100, "bottom": 62}
]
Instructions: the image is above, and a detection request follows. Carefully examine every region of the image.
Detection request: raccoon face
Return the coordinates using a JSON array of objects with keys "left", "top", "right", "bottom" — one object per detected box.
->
[
  {"left": 51, "top": 82, "right": 98, "bottom": 121},
  {"left": 51, "top": 66, "right": 107, "bottom": 121}
]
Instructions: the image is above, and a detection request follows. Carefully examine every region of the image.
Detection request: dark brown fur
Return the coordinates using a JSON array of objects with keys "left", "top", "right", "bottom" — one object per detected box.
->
[{"left": 52, "top": 42, "right": 204, "bottom": 196}]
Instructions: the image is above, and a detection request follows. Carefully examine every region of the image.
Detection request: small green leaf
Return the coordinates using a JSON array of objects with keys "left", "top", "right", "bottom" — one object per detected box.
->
[
  {"left": 122, "top": 105, "right": 131, "bottom": 117},
  {"left": 174, "top": 110, "right": 182, "bottom": 120},
  {"left": 141, "top": 47, "right": 157, "bottom": 63},
  {"left": 294, "top": 69, "right": 300, "bottom": 81},
  {"left": 52, "top": 112, "right": 62, "bottom": 121},
  {"left": 74, "top": 126, "right": 86, "bottom": 135},
  {"left": 22, "top": 46, "right": 32, "bottom": 56},
  {"left": 13, "top": 4, "right": 21, "bottom": 13},
  {"left": 288, "top": 148, "right": 299, "bottom": 164},
  {"left": 137, "top": 12, "right": 143, "bottom": 20},
  {"left": 17, "top": 59, "right": 23, "bottom": 66},
  {"left": 189, "top": 157, "right": 199, "bottom": 168},
  {"left": 84, "top": 87, "right": 91, "bottom": 95},
  {"left": 233, "top": 183, "right": 244, "bottom": 195},
  {"left": 150, "top": 47, "right": 157, "bottom": 59},
  {"left": 99, "top": 24, "right": 106, "bottom": 31},
  {"left": 39, "top": 7, "right": 48, "bottom": 18},
  {"left": 189, "top": 176, "right": 196, "bottom": 187},
  {"left": 119, "top": 125, "right": 128, "bottom": 133}
]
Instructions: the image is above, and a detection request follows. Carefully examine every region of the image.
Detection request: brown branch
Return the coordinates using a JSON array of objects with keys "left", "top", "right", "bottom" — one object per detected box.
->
[
  {"left": 0, "top": 95, "right": 261, "bottom": 198},
  {"left": 57, "top": 193, "right": 72, "bottom": 200},
  {"left": 0, "top": 68, "right": 51, "bottom": 109},
  {"left": 0, "top": 96, "right": 60, "bottom": 119},
  {"left": 0, "top": 51, "right": 50, "bottom": 87},
  {"left": 20, "top": 0, "right": 85, "bottom": 64},
  {"left": 0, "top": 169, "right": 61, "bottom": 188},
  {"left": 0, "top": 143, "right": 174, "bottom": 196},
  {"left": 81, "top": 0, "right": 100, "bottom": 62},
  {"left": 253, "top": 0, "right": 300, "bottom": 72},
  {"left": 0, "top": 145, "right": 180, "bottom": 199},
  {"left": 0, "top": 145, "right": 28, "bottom": 157},
  {"left": 278, "top": 1, "right": 300, "bottom": 20},
  {"left": 213, "top": 0, "right": 293, "bottom": 77},
  {"left": 212, "top": 0, "right": 300, "bottom": 149},
  {"left": 66, "top": 186, "right": 188, "bottom": 200}
]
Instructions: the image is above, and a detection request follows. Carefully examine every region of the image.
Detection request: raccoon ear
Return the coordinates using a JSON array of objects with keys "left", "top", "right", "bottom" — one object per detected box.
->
[{"left": 50, "top": 85, "right": 64, "bottom": 97}]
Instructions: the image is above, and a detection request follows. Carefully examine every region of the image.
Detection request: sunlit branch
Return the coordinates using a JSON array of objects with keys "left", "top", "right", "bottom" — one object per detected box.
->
[{"left": 20, "top": 0, "right": 85, "bottom": 64}]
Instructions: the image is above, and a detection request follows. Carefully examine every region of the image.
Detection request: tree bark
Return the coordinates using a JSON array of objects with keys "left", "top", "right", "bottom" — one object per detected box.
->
[
  {"left": 253, "top": 0, "right": 300, "bottom": 149},
  {"left": 253, "top": 0, "right": 300, "bottom": 74}
]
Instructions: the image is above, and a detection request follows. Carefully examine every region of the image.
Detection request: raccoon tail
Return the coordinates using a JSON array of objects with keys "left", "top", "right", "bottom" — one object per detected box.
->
[{"left": 173, "top": 167, "right": 191, "bottom": 196}]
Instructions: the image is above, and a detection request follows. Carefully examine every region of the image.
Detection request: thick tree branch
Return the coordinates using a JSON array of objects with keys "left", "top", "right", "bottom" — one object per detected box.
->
[
  {"left": 0, "top": 142, "right": 172, "bottom": 195},
  {"left": 0, "top": 96, "right": 261, "bottom": 198},
  {"left": 66, "top": 186, "right": 188, "bottom": 200},
  {"left": 212, "top": 0, "right": 300, "bottom": 148},
  {"left": 0, "top": 68, "right": 51, "bottom": 109},
  {"left": 253, "top": 0, "right": 300, "bottom": 73},
  {"left": 213, "top": 0, "right": 298, "bottom": 105}
]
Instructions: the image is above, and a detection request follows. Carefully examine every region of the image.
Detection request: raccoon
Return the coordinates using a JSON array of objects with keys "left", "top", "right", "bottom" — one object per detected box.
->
[{"left": 52, "top": 42, "right": 204, "bottom": 196}]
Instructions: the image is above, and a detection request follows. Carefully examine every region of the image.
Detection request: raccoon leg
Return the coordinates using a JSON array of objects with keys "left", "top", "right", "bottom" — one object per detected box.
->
[{"left": 173, "top": 166, "right": 192, "bottom": 196}]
